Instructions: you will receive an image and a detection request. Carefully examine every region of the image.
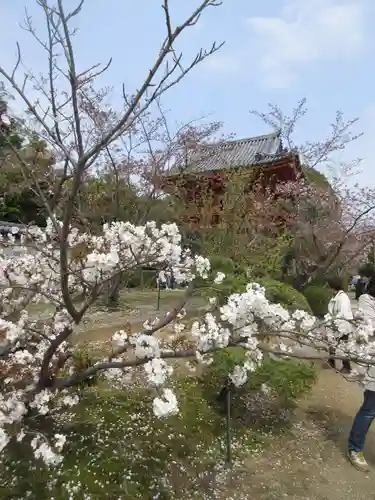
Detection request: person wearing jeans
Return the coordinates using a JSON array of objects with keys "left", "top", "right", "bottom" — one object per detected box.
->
[
  {"left": 348, "top": 382, "right": 375, "bottom": 471},
  {"left": 347, "top": 273, "right": 375, "bottom": 471}
]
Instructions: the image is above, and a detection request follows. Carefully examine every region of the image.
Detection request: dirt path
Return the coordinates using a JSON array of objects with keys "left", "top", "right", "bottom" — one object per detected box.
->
[{"left": 222, "top": 369, "right": 375, "bottom": 500}]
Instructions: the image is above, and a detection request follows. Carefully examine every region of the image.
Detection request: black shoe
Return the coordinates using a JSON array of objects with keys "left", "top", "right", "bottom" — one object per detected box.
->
[
  {"left": 340, "top": 367, "right": 351, "bottom": 375},
  {"left": 324, "top": 360, "right": 335, "bottom": 370}
]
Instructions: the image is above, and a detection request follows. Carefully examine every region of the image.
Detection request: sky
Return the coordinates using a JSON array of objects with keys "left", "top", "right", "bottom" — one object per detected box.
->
[{"left": 1, "top": 0, "right": 374, "bottom": 184}]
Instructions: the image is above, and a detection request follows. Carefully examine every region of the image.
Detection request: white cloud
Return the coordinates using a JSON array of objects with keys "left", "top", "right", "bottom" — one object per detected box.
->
[
  {"left": 203, "top": 53, "right": 239, "bottom": 73},
  {"left": 246, "top": 0, "right": 367, "bottom": 88}
]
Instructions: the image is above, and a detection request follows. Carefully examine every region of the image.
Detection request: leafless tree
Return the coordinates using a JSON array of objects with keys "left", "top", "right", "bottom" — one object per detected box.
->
[{"left": 0, "top": 0, "right": 224, "bottom": 320}]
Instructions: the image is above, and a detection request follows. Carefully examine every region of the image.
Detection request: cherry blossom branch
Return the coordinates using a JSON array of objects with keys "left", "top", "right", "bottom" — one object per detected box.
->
[
  {"left": 261, "top": 344, "right": 375, "bottom": 366},
  {"left": 55, "top": 337, "right": 375, "bottom": 390},
  {"left": 36, "top": 279, "right": 195, "bottom": 389}
]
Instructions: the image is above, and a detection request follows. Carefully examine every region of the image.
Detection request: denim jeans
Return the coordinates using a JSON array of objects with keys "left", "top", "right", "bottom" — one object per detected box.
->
[{"left": 348, "top": 390, "right": 375, "bottom": 452}]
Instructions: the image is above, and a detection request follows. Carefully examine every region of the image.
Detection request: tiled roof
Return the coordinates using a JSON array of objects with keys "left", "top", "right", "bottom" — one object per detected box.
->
[{"left": 168, "top": 131, "right": 290, "bottom": 175}]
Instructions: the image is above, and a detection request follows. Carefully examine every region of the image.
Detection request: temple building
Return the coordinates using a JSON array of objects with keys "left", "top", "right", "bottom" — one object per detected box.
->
[{"left": 162, "top": 131, "right": 302, "bottom": 226}]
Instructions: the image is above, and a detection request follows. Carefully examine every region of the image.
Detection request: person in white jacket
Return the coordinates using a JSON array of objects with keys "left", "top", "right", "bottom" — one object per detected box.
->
[
  {"left": 326, "top": 276, "right": 353, "bottom": 373},
  {"left": 357, "top": 278, "right": 375, "bottom": 333},
  {"left": 347, "top": 275, "right": 375, "bottom": 471}
]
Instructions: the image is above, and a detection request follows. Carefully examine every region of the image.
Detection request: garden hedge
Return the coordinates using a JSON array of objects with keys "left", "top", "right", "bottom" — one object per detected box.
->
[
  {"left": 258, "top": 278, "right": 312, "bottom": 314},
  {"left": 303, "top": 285, "right": 332, "bottom": 318},
  {"left": 200, "top": 348, "right": 317, "bottom": 411}
]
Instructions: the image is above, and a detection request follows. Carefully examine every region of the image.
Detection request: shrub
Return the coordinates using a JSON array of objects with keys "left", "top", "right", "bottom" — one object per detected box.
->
[
  {"left": 246, "top": 357, "right": 317, "bottom": 408},
  {"left": 201, "top": 347, "right": 248, "bottom": 395},
  {"left": 201, "top": 348, "right": 317, "bottom": 408},
  {"left": 359, "top": 262, "right": 375, "bottom": 277},
  {"left": 201, "top": 270, "right": 311, "bottom": 313},
  {"left": 195, "top": 256, "right": 248, "bottom": 306},
  {"left": 209, "top": 255, "right": 236, "bottom": 274},
  {"left": 258, "top": 278, "right": 312, "bottom": 313},
  {"left": 303, "top": 285, "right": 332, "bottom": 318},
  {"left": 310, "top": 273, "right": 349, "bottom": 292},
  {"left": 214, "top": 274, "right": 248, "bottom": 306},
  {"left": 209, "top": 255, "right": 247, "bottom": 278},
  {"left": 302, "top": 166, "right": 332, "bottom": 190},
  {"left": 200, "top": 348, "right": 317, "bottom": 432},
  {"left": 127, "top": 268, "right": 157, "bottom": 288}
]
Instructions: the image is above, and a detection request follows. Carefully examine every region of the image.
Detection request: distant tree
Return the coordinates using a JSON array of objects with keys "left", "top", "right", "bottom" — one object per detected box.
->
[
  {"left": 302, "top": 165, "right": 332, "bottom": 190},
  {"left": 0, "top": 89, "right": 54, "bottom": 225},
  {"left": 0, "top": 83, "right": 23, "bottom": 155}
]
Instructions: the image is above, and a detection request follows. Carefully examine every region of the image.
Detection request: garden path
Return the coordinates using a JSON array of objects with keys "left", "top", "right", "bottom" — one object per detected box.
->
[{"left": 220, "top": 368, "right": 375, "bottom": 500}]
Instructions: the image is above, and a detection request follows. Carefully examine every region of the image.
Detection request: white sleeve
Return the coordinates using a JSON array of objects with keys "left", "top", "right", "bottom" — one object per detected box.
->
[
  {"left": 336, "top": 294, "right": 353, "bottom": 320},
  {"left": 328, "top": 298, "right": 335, "bottom": 316},
  {"left": 359, "top": 295, "right": 375, "bottom": 323}
]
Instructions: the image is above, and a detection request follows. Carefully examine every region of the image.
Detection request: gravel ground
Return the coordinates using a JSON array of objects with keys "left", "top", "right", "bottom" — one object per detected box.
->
[{"left": 217, "top": 369, "right": 375, "bottom": 500}]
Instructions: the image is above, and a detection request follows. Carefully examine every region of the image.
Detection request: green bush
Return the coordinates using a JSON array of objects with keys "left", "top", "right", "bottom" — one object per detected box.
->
[
  {"left": 309, "top": 273, "right": 349, "bottom": 292},
  {"left": 127, "top": 268, "right": 157, "bottom": 288},
  {"left": 246, "top": 357, "right": 317, "bottom": 408},
  {"left": 359, "top": 262, "right": 375, "bottom": 277},
  {"left": 209, "top": 255, "right": 247, "bottom": 278},
  {"left": 201, "top": 348, "right": 317, "bottom": 410},
  {"left": 201, "top": 347, "right": 247, "bottom": 394},
  {"left": 209, "top": 255, "right": 236, "bottom": 274},
  {"left": 195, "top": 255, "right": 248, "bottom": 305},
  {"left": 302, "top": 166, "right": 332, "bottom": 190},
  {"left": 303, "top": 285, "right": 332, "bottom": 318},
  {"left": 214, "top": 274, "right": 248, "bottom": 305},
  {"left": 201, "top": 266, "right": 311, "bottom": 313},
  {"left": 258, "top": 278, "right": 312, "bottom": 313}
]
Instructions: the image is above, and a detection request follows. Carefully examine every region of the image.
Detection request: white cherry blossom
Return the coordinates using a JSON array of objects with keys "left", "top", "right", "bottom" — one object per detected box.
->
[{"left": 1, "top": 218, "right": 375, "bottom": 468}]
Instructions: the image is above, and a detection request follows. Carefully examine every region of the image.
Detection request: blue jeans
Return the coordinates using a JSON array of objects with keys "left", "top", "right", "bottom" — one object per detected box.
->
[{"left": 348, "top": 390, "right": 375, "bottom": 452}]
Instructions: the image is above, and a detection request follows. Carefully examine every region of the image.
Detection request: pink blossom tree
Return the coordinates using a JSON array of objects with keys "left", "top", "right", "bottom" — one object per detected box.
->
[{"left": 252, "top": 99, "right": 375, "bottom": 286}]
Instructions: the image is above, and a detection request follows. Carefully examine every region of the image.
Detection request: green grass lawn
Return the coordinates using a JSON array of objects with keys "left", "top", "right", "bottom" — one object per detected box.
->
[
  {"left": 1, "top": 353, "right": 316, "bottom": 498},
  {"left": 0, "top": 377, "right": 263, "bottom": 499}
]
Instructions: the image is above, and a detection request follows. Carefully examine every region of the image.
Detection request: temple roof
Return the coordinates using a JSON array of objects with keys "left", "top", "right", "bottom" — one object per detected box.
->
[{"left": 167, "top": 131, "right": 295, "bottom": 175}]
